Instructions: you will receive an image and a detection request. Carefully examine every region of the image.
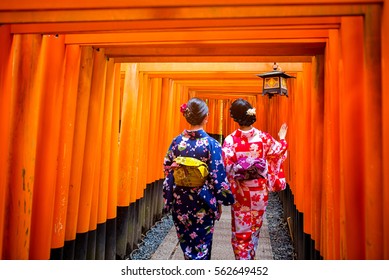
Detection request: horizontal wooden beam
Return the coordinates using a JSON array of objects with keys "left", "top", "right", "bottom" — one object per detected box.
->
[
  {"left": 9, "top": 17, "right": 341, "bottom": 34},
  {"left": 179, "top": 86, "right": 263, "bottom": 93},
  {"left": 194, "top": 92, "right": 264, "bottom": 100},
  {"left": 113, "top": 55, "right": 313, "bottom": 63},
  {"left": 145, "top": 73, "right": 263, "bottom": 79},
  {"left": 0, "top": 4, "right": 377, "bottom": 24},
  {"left": 173, "top": 79, "right": 262, "bottom": 85},
  {"left": 135, "top": 62, "right": 304, "bottom": 72},
  {"left": 105, "top": 42, "right": 325, "bottom": 58},
  {"left": 64, "top": 29, "right": 330, "bottom": 45},
  {"left": 88, "top": 33, "right": 325, "bottom": 62},
  {"left": 0, "top": 0, "right": 383, "bottom": 11}
]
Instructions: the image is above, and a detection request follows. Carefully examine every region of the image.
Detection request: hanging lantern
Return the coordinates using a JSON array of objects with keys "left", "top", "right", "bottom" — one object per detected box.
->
[{"left": 257, "top": 63, "right": 295, "bottom": 98}]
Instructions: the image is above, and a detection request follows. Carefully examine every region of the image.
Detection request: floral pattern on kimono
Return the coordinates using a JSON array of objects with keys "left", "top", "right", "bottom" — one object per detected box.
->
[
  {"left": 222, "top": 127, "right": 287, "bottom": 260},
  {"left": 163, "top": 129, "right": 234, "bottom": 260}
]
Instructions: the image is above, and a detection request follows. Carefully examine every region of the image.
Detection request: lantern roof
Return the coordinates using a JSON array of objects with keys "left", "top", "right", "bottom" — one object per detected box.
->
[{"left": 256, "top": 71, "right": 295, "bottom": 79}]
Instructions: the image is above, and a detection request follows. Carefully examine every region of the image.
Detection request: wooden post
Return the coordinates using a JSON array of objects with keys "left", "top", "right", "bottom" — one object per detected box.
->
[
  {"left": 64, "top": 46, "right": 94, "bottom": 259},
  {"left": 95, "top": 58, "right": 115, "bottom": 260},
  {"left": 4, "top": 34, "right": 43, "bottom": 259},
  {"left": 118, "top": 63, "right": 139, "bottom": 207},
  {"left": 382, "top": 0, "right": 389, "bottom": 260},
  {"left": 105, "top": 62, "right": 121, "bottom": 260},
  {"left": 363, "top": 5, "right": 383, "bottom": 260},
  {"left": 310, "top": 54, "right": 324, "bottom": 254},
  {"left": 322, "top": 29, "right": 341, "bottom": 260},
  {"left": 76, "top": 47, "right": 107, "bottom": 259},
  {"left": 339, "top": 16, "right": 366, "bottom": 259},
  {"left": 29, "top": 34, "right": 66, "bottom": 260},
  {"left": 116, "top": 63, "right": 139, "bottom": 259},
  {"left": 0, "top": 25, "right": 12, "bottom": 259},
  {"left": 50, "top": 44, "right": 81, "bottom": 258},
  {"left": 147, "top": 78, "right": 162, "bottom": 182}
]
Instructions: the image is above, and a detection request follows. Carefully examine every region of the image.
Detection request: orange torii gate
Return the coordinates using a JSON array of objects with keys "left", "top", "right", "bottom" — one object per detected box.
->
[{"left": 0, "top": 0, "right": 388, "bottom": 260}]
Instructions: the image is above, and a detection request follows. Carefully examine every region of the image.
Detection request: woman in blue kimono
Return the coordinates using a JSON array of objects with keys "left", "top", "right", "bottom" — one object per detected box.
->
[{"left": 163, "top": 97, "right": 234, "bottom": 260}]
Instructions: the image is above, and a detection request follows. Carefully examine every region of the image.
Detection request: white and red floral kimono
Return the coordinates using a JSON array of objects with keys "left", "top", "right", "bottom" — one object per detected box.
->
[{"left": 222, "top": 127, "right": 287, "bottom": 260}]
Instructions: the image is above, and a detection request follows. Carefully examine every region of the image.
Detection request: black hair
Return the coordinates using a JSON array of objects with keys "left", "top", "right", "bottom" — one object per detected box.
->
[
  {"left": 183, "top": 97, "right": 209, "bottom": 125},
  {"left": 229, "top": 98, "right": 256, "bottom": 127}
]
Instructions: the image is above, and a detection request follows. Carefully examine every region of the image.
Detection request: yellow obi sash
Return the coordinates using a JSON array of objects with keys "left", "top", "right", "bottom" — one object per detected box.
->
[{"left": 173, "top": 156, "right": 209, "bottom": 187}]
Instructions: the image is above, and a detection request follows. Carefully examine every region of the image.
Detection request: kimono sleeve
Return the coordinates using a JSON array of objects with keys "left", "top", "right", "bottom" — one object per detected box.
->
[
  {"left": 264, "top": 133, "right": 288, "bottom": 191},
  {"left": 221, "top": 135, "right": 239, "bottom": 195},
  {"left": 162, "top": 141, "right": 176, "bottom": 212},
  {"left": 207, "top": 139, "right": 235, "bottom": 206}
]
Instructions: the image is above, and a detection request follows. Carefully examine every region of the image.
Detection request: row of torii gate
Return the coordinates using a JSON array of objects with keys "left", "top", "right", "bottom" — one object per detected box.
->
[{"left": 0, "top": 0, "right": 388, "bottom": 260}]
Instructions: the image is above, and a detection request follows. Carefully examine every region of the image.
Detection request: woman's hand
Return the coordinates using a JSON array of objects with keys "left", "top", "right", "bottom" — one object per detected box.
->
[{"left": 278, "top": 123, "right": 288, "bottom": 140}]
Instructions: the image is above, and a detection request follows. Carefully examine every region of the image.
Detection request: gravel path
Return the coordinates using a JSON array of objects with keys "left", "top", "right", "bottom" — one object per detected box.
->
[
  {"left": 266, "top": 192, "right": 296, "bottom": 260},
  {"left": 130, "top": 192, "right": 295, "bottom": 260},
  {"left": 129, "top": 214, "right": 174, "bottom": 260}
]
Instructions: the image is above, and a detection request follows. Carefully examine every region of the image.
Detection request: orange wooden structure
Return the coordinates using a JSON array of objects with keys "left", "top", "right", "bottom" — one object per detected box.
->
[{"left": 0, "top": 0, "right": 388, "bottom": 260}]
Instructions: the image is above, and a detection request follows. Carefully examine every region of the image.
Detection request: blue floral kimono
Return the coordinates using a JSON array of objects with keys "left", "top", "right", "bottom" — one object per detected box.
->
[{"left": 163, "top": 129, "right": 234, "bottom": 260}]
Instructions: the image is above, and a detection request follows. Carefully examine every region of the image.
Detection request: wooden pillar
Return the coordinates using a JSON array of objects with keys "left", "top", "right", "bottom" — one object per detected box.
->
[
  {"left": 158, "top": 78, "right": 169, "bottom": 162},
  {"left": 363, "top": 5, "right": 383, "bottom": 260},
  {"left": 116, "top": 63, "right": 139, "bottom": 259},
  {"left": 382, "top": 0, "right": 389, "bottom": 260},
  {"left": 135, "top": 72, "right": 151, "bottom": 200},
  {"left": 290, "top": 71, "right": 305, "bottom": 214},
  {"left": 76, "top": 47, "right": 107, "bottom": 260},
  {"left": 177, "top": 83, "right": 188, "bottom": 133},
  {"left": 285, "top": 74, "right": 297, "bottom": 193},
  {"left": 159, "top": 78, "right": 174, "bottom": 166},
  {"left": 310, "top": 54, "right": 324, "bottom": 253},
  {"left": 64, "top": 46, "right": 94, "bottom": 259},
  {"left": 105, "top": 62, "right": 121, "bottom": 260},
  {"left": 339, "top": 16, "right": 366, "bottom": 259},
  {"left": 207, "top": 98, "right": 217, "bottom": 134},
  {"left": 50, "top": 44, "right": 81, "bottom": 258},
  {"left": 255, "top": 94, "right": 267, "bottom": 133},
  {"left": 29, "top": 34, "right": 66, "bottom": 260},
  {"left": 148, "top": 78, "right": 163, "bottom": 181},
  {"left": 222, "top": 99, "right": 228, "bottom": 139},
  {"left": 0, "top": 25, "right": 12, "bottom": 258},
  {"left": 94, "top": 58, "right": 116, "bottom": 260},
  {"left": 301, "top": 63, "right": 313, "bottom": 236},
  {"left": 3, "top": 34, "right": 43, "bottom": 259},
  {"left": 322, "top": 30, "right": 341, "bottom": 260},
  {"left": 118, "top": 63, "right": 139, "bottom": 206},
  {"left": 279, "top": 88, "right": 290, "bottom": 180}
]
